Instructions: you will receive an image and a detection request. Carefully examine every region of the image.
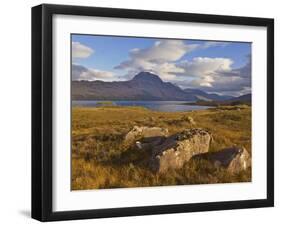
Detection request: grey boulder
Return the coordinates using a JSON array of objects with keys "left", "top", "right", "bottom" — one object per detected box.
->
[
  {"left": 124, "top": 126, "right": 169, "bottom": 149},
  {"left": 192, "top": 147, "right": 251, "bottom": 173},
  {"left": 151, "top": 128, "right": 212, "bottom": 173}
]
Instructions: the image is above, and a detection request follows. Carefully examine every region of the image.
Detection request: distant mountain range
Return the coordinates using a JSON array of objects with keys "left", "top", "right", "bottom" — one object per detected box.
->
[
  {"left": 183, "top": 88, "right": 233, "bottom": 101},
  {"left": 191, "top": 93, "right": 252, "bottom": 106},
  {"left": 228, "top": 93, "right": 251, "bottom": 102},
  {"left": 72, "top": 71, "right": 246, "bottom": 102}
]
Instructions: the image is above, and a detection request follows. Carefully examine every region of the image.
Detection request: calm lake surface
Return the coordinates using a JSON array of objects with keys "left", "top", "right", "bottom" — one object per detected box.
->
[{"left": 72, "top": 100, "right": 211, "bottom": 112}]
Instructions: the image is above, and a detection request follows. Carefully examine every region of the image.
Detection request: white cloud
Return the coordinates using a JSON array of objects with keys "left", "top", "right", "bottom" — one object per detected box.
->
[
  {"left": 72, "top": 42, "right": 94, "bottom": 58},
  {"left": 128, "top": 40, "right": 199, "bottom": 63},
  {"left": 176, "top": 55, "right": 251, "bottom": 96},
  {"left": 72, "top": 64, "right": 114, "bottom": 81},
  {"left": 115, "top": 40, "right": 198, "bottom": 81},
  {"left": 178, "top": 57, "right": 233, "bottom": 87},
  {"left": 80, "top": 69, "right": 114, "bottom": 80},
  {"left": 115, "top": 40, "right": 232, "bottom": 82}
]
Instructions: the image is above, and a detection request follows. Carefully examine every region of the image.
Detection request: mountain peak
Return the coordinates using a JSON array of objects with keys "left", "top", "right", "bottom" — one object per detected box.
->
[{"left": 132, "top": 71, "right": 163, "bottom": 83}]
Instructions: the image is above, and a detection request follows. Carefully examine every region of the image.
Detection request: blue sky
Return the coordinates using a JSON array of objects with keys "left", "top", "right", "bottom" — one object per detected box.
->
[{"left": 72, "top": 34, "right": 251, "bottom": 96}]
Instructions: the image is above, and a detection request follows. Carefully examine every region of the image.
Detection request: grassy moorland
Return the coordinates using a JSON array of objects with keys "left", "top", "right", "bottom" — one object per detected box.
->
[{"left": 71, "top": 105, "right": 251, "bottom": 190}]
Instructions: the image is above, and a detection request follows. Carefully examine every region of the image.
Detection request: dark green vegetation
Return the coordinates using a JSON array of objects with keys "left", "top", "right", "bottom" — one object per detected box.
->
[{"left": 72, "top": 105, "right": 251, "bottom": 190}]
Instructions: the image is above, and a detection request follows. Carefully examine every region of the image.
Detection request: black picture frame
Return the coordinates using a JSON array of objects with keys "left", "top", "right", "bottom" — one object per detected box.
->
[{"left": 32, "top": 4, "right": 274, "bottom": 222}]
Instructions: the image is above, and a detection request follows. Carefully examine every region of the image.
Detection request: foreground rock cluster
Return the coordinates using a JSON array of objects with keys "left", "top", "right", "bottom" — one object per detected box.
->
[{"left": 124, "top": 126, "right": 251, "bottom": 173}]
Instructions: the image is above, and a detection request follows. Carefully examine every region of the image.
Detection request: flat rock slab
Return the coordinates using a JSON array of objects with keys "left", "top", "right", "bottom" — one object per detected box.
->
[
  {"left": 151, "top": 128, "right": 211, "bottom": 173},
  {"left": 192, "top": 147, "right": 251, "bottom": 173}
]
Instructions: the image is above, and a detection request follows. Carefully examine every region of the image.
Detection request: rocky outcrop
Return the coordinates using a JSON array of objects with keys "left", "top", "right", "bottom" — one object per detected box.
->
[
  {"left": 150, "top": 128, "right": 211, "bottom": 173},
  {"left": 181, "top": 115, "right": 196, "bottom": 125},
  {"left": 123, "top": 126, "right": 251, "bottom": 174},
  {"left": 191, "top": 147, "right": 250, "bottom": 173},
  {"left": 124, "top": 126, "right": 169, "bottom": 149}
]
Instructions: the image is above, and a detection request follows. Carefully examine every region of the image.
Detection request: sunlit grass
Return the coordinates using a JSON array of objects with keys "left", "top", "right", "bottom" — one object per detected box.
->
[{"left": 72, "top": 105, "right": 251, "bottom": 190}]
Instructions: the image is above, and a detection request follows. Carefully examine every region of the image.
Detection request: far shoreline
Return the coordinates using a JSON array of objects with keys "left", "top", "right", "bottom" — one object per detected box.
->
[{"left": 71, "top": 100, "right": 213, "bottom": 113}]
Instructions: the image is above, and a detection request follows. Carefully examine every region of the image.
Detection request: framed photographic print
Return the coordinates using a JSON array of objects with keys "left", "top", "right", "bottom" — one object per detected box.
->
[{"left": 32, "top": 4, "right": 274, "bottom": 221}]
